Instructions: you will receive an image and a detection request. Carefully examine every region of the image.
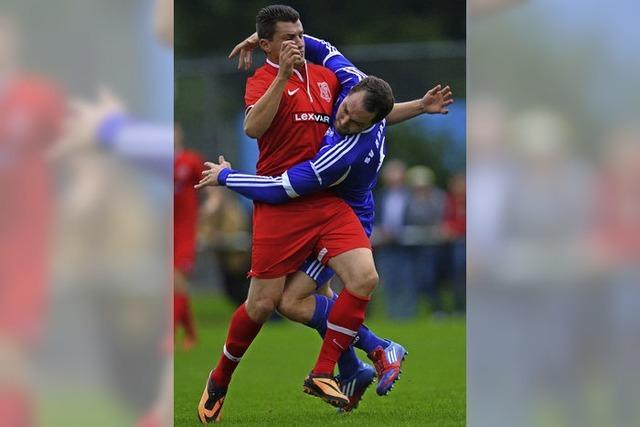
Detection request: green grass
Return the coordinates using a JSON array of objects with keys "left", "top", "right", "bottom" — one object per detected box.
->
[{"left": 175, "top": 294, "right": 465, "bottom": 426}]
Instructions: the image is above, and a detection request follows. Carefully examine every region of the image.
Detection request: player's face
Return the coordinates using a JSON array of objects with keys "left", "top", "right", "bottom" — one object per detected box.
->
[
  {"left": 269, "top": 20, "right": 305, "bottom": 62},
  {"left": 334, "top": 91, "right": 377, "bottom": 135}
]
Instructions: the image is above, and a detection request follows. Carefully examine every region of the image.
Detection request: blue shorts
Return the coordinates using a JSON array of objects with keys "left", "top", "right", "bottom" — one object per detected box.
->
[{"left": 300, "top": 257, "right": 336, "bottom": 289}]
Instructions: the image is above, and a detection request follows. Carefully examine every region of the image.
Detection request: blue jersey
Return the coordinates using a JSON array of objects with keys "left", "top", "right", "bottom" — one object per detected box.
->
[{"left": 218, "top": 35, "right": 386, "bottom": 237}]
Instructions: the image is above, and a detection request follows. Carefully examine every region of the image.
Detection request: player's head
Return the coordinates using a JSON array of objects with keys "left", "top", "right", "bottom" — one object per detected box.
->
[
  {"left": 334, "top": 76, "right": 395, "bottom": 135},
  {"left": 256, "top": 5, "right": 304, "bottom": 64}
]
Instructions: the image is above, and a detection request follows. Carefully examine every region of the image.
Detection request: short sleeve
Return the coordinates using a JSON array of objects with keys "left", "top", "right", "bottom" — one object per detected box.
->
[{"left": 244, "top": 74, "right": 271, "bottom": 111}]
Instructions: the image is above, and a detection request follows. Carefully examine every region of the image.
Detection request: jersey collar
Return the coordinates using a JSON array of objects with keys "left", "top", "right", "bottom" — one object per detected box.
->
[{"left": 265, "top": 58, "right": 306, "bottom": 83}]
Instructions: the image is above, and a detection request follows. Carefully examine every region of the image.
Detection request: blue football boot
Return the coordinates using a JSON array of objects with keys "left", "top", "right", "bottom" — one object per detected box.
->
[
  {"left": 368, "top": 341, "right": 408, "bottom": 396},
  {"left": 336, "top": 360, "right": 376, "bottom": 412}
]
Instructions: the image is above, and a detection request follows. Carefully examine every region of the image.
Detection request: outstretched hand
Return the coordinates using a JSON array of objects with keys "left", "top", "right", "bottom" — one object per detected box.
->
[
  {"left": 421, "top": 84, "right": 454, "bottom": 115},
  {"left": 49, "top": 87, "right": 125, "bottom": 160},
  {"left": 195, "top": 155, "right": 232, "bottom": 189},
  {"left": 228, "top": 33, "right": 259, "bottom": 70}
]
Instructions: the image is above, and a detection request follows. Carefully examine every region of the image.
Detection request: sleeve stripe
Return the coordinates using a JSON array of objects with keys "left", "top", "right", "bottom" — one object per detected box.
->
[
  {"left": 281, "top": 171, "right": 299, "bottom": 198},
  {"left": 322, "top": 50, "right": 342, "bottom": 66},
  {"left": 229, "top": 174, "right": 282, "bottom": 182},
  {"left": 314, "top": 134, "right": 361, "bottom": 173},
  {"left": 310, "top": 162, "right": 323, "bottom": 185},
  {"left": 226, "top": 178, "right": 282, "bottom": 184},
  {"left": 336, "top": 66, "right": 368, "bottom": 81},
  {"left": 313, "top": 136, "right": 358, "bottom": 173},
  {"left": 227, "top": 182, "right": 283, "bottom": 188},
  {"left": 313, "top": 135, "right": 356, "bottom": 169},
  {"left": 303, "top": 34, "right": 340, "bottom": 66}
]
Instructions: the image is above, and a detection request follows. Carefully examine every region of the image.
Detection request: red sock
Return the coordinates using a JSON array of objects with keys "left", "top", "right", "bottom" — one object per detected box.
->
[
  {"left": 173, "top": 292, "right": 186, "bottom": 335},
  {"left": 211, "top": 304, "right": 263, "bottom": 387},
  {"left": 312, "top": 288, "right": 370, "bottom": 375}
]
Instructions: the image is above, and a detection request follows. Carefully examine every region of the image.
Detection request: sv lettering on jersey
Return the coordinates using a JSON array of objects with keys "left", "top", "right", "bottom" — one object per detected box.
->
[{"left": 292, "top": 112, "right": 331, "bottom": 124}]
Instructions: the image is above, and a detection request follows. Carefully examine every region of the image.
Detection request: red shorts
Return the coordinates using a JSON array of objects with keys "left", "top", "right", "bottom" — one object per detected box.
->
[{"left": 249, "top": 193, "right": 370, "bottom": 279}]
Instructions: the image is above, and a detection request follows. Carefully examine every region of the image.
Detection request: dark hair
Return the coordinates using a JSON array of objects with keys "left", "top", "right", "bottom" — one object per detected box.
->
[
  {"left": 350, "top": 76, "right": 395, "bottom": 123},
  {"left": 256, "top": 5, "right": 300, "bottom": 40}
]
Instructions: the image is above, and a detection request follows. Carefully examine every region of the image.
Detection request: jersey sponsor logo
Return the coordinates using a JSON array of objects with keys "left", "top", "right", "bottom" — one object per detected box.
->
[
  {"left": 292, "top": 112, "right": 331, "bottom": 124},
  {"left": 318, "top": 81, "right": 332, "bottom": 102},
  {"left": 287, "top": 88, "right": 300, "bottom": 96}
]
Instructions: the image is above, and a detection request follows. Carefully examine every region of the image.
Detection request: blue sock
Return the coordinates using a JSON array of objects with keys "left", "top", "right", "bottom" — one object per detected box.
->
[
  {"left": 306, "top": 294, "right": 360, "bottom": 379},
  {"left": 353, "top": 323, "right": 389, "bottom": 354}
]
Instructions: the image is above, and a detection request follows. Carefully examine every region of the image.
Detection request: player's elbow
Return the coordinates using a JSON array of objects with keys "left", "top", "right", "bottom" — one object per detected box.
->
[
  {"left": 243, "top": 117, "right": 265, "bottom": 139},
  {"left": 244, "top": 123, "right": 262, "bottom": 139}
]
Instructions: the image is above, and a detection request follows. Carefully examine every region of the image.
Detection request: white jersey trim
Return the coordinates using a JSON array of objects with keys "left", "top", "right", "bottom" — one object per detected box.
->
[{"left": 281, "top": 171, "right": 300, "bottom": 198}]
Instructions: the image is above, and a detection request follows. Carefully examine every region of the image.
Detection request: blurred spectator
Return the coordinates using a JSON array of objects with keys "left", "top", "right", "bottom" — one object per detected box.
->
[
  {"left": 374, "top": 159, "right": 415, "bottom": 319},
  {"left": 442, "top": 172, "right": 466, "bottom": 313},
  {"left": 374, "top": 161, "right": 449, "bottom": 318},
  {"left": 198, "top": 187, "right": 251, "bottom": 306},
  {"left": 467, "top": 96, "right": 512, "bottom": 280},
  {"left": 405, "top": 166, "right": 446, "bottom": 316}
]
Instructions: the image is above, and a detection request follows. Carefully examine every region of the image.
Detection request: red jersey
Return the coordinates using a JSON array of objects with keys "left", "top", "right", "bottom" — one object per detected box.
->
[
  {"left": 174, "top": 149, "right": 204, "bottom": 272},
  {"left": 242, "top": 60, "right": 368, "bottom": 278},
  {"left": 245, "top": 59, "right": 339, "bottom": 176}
]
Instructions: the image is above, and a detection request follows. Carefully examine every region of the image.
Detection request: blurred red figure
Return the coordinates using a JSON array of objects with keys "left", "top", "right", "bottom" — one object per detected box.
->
[
  {"left": 593, "top": 129, "right": 640, "bottom": 264},
  {"left": 0, "top": 76, "right": 65, "bottom": 343},
  {"left": 443, "top": 173, "right": 467, "bottom": 239},
  {"left": 0, "top": 75, "right": 66, "bottom": 427},
  {"left": 173, "top": 124, "right": 204, "bottom": 350}
]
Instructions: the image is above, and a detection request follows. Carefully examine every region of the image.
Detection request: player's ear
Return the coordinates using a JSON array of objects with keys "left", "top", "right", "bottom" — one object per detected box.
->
[{"left": 259, "top": 39, "right": 271, "bottom": 54}]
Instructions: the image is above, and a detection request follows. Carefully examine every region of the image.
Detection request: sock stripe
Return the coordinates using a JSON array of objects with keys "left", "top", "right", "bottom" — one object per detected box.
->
[
  {"left": 309, "top": 261, "right": 324, "bottom": 279},
  {"left": 326, "top": 321, "right": 358, "bottom": 337},
  {"left": 223, "top": 344, "right": 242, "bottom": 362}
]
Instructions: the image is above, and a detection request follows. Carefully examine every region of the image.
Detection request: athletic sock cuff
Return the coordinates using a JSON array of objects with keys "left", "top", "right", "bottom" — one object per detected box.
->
[{"left": 343, "top": 287, "right": 371, "bottom": 302}]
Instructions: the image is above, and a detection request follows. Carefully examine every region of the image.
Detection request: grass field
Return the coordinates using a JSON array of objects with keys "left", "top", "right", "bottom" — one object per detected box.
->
[{"left": 175, "top": 294, "right": 465, "bottom": 426}]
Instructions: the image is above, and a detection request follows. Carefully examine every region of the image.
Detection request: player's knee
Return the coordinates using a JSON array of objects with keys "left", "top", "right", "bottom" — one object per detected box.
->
[
  {"left": 277, "top": 291, "right": 304, "bottom": 321},
  {"left": 246, "top": 296, "right": 278, "bottom": 322},
  {"left": 352, "top": 269, "right": 379, "bottom": 296}
]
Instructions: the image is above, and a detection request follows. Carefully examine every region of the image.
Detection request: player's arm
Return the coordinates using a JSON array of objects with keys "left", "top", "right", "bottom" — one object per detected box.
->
[
  {"left": 302, "top": 36, "right": 454, "bottom": 125},
  {"left": 303, "top": 35, "right": 366, "bottom": 94},
  {"left": 196, "top": 132, "right": 367, "bottom": 202},
  {"left": 98, "top": 114, "right": 173, "bottom": 164},
  {"left": 386, "top": 84, "right": 454, "bottom": 125},
  {"left": 243, "top": 41, "right": 302, "bottom": 138},
  {"left": 51, "top": 89, "right": 172, "bottom": 168}
]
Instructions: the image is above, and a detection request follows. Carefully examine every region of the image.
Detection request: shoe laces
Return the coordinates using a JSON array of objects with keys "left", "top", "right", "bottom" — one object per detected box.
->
[{"left": 370, "top": 348, "right": 387, "bottom": 377}]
